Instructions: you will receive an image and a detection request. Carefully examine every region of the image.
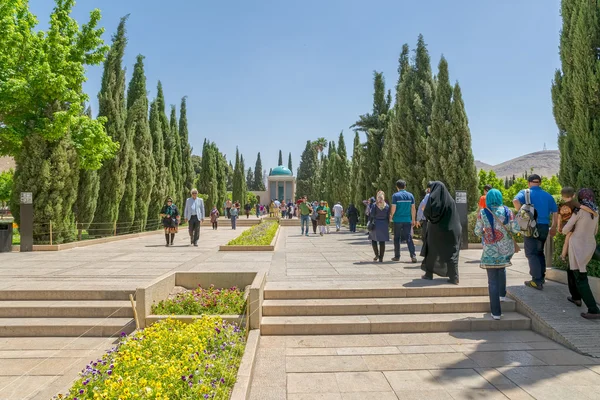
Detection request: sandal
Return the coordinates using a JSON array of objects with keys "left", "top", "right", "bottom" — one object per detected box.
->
[{"left": 567, "top": 296, "right": 582, "bottom": 307}]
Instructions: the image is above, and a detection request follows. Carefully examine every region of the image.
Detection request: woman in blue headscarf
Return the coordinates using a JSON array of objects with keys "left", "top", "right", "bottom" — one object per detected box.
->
[{"left": 474, "top": 189, "right": 520, "bottom": 320}]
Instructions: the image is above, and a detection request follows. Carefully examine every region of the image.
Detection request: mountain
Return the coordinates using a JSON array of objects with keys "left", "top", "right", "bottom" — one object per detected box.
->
[
  {"left": 475, "top": 150, "right": 560, "bottom": 178},
  {"left": 0, "top": 157, "right": 15, "bottom": 173}
]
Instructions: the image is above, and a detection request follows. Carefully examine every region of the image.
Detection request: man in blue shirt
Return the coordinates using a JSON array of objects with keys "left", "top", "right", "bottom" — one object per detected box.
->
[
  {"left": 184, "top": 189, "right": 205, "bottom": 247},
  {"left": 389, "top": 180, "right": 417, "bottom": 263},
  {"left": 513, "top": 174, "right": 558, "bottom": 290}
]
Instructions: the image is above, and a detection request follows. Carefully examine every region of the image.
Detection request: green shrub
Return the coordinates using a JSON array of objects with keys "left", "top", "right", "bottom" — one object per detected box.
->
[
  {"left": 553, "top": 233, "right": 600, "bottom": 278},
  {"left": 468, "top": 209, "right": 524, "bottom": 244},
  {"left": 227, "top": 220, "right": 278, "bottom": 246}
]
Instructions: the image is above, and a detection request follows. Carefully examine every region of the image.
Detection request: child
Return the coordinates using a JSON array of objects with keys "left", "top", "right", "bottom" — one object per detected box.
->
[
  {"left": 210, "top": 206, "right": 219, "bottom": 230},
  {"left": 559, "top": 187, "right": 579, "bottom": 260}
]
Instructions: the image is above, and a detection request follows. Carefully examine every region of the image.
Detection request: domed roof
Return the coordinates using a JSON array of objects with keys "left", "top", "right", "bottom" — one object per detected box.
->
[{"left": 270, "top": 165, "right": 293, "bottom": 176}]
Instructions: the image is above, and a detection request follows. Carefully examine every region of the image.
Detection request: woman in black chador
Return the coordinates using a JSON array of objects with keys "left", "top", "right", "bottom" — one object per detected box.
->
[{"left": 421, "top": 181, "right": 462, "bottom": 284}]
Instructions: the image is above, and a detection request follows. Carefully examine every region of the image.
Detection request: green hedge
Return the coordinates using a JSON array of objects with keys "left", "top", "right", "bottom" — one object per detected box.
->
[
  {"left": 553, "top": 233, "right": 600, "bottom": 278},
  {"left": 467, "top": 210, "right": 524, "bottom": 244}
]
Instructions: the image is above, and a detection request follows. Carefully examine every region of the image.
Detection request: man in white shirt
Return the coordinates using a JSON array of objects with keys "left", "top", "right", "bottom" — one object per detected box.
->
[
  {"left": 184, "top": 189, "right": 205, "bottom": 247},
  {"left": 332, "top": 202, "right": 344, "bottom": 232}
]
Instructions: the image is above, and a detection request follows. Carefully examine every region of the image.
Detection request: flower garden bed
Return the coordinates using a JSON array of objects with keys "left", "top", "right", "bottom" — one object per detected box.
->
[
  {"left": 219, "top": 220, "right": 279, "bottom": 251},
  {"left": 58, "top": 317, "right": 245, "bottom": 399}
]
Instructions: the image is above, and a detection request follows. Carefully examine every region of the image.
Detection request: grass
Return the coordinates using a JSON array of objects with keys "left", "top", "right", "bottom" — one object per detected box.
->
[
  {"left": 227, "top": 220, "right": 278, "bottom": 246},
  {"left": 151, "top": 285, "right": 246, "bottom": 315}
]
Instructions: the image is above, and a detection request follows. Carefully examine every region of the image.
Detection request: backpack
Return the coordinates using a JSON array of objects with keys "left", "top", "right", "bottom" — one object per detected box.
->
[{"left": 515, "top": 189, "right": 539, "bottom": 238}]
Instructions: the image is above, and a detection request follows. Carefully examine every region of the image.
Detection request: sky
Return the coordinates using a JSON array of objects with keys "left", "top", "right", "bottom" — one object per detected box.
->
[{"left": 30, "top": 0, "right": 563, "bottom": 173}]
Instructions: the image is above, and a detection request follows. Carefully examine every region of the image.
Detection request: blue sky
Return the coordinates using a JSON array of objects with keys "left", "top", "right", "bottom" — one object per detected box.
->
[{"left": 30, "top": 0, "right": 562, "bottom": 172}]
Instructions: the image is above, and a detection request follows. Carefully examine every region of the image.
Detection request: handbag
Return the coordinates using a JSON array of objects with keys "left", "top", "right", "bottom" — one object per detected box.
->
[
  {"left": 367, "top": 219, "right": 375, "bottom": 231},
  {"left": 486, "top": 207, "right": 521, "bottom": 254}
]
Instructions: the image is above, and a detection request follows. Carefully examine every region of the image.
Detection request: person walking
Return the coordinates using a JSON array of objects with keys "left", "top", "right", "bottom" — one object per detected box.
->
[
  {"left": 324, "top": 201, "right": 332, "bottom": 234},
  {"left": 347, "top": 203, "right": 360, "bottom": 233},
  {"left": 255, "top": 203, "right": 261, "bottom": 218},
  {"left": 421, "top": 181, "right": 462, "bottom": 284},
  {"left": 369, "top": 191, "right": 390, "bottom": 262},
  {"left": 230, "top": 204, "right": 239, "bottom": 230},
  {"left": 390, "top": 180, "right": 417, "bottom": 263},
  {"left": 184, "top": 189, "right": 205, "bottom": 247},
  {"left": 210, "top": 205, "right": 219, "bottom": 230},
  {"left": 160, "top": 197, "right": 180, "bottom": 247},
  {"left": 317, "top": 201, "right": 328, "bottom": 236},
  {"left": 298, "top": 196, "right": 312, "bottom": 236},
  {"left": 332, "top": 202, "right": 344, "bottom": 232},
  {"left": 310, "top": 201, "right": 319, "bottom": 234},
  {"left": 561, "top": 188, "right": 600, "bottom": 319},
  {"left": 416, "top": 184, "right": 431, "bottom": 241},
  {"left": 479, "top": 184, "right": 492, "bottom": 210},
  {"left": 244, "top": 202, "right": 252, "bottom": 219},
  {"left": 474, "top": 189, "right": 520, "bottom": 320},
  {"left": 513, "top": 174, "right": 558, "bottom": 290},
  {"left": 225, "top": 199, "right": 232, "bottom": 219}
]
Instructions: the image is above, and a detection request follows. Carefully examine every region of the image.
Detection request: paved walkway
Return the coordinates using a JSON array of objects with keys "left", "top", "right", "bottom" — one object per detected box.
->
[{"left": 1, "top": 225, "right": 599, "bottom": 399}]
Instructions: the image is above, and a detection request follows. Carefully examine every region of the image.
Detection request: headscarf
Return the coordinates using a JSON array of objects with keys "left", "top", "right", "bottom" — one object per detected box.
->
[
  {"left": 484, "top": 189, "right": 506, "bottom": 239},
  {"left": 424, "top": 181, "right": 454, "bottom": 225},
  {"left": 376, "top": 191, "right": 386, "bottom": 210},
  {"left": 347, "top": 203, "right": 356, "bottom": 213},
  {"left": 578, "top": 188, "right": 598, "bottom": 218}
]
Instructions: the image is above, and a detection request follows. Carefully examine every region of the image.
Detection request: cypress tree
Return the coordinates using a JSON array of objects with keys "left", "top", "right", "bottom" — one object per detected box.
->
[
  {"left": 170, "top": 104, "right": 183, "bottom": 203},
  {"left": 426, "top": 56, "right": 452, "bottom": 183},
  {"left": 156, "top": 82, "right": 175, "bottom": 202},
  {"left": 179, "top": 97, "right": 195, "bottom": 202},
  {"left": 350, "top": 131, "right": 365, "bottom": 206},
  {"left": 127, "top": 55, "right": 154, "bottom": 231},
  {"left": 288, "top": 152, "right": 293, "bottom": 172},
  {"left": 198, "top": 140, "right": 218, "bottom": 211},
  {"left": 331, "top": 132, "right": 350, "bottom": 206},
  {"left": 75, "top": 107, "right": 100, "bottom": 231},
  {"left": 215, "top": 149, "right": 228, "bottom": 214},
  {"left": 226, "top": 161, "right": 234, "bottom": 191},
  {"left": 147, "top": 100, "right": 167, "bottom": 229},
  {"left": 296, "top": 141, "right": 318, "bottom": 200},
  {"left": 278, "top": 150, "right": 283, "bottom": 166},
  {"left": 240, "top": 155, "right": 247, "bottom": 205},
  {"left": 318, "top": 152, "right": 328, "bottom": 202},
  {"left": 254, "top": 153, "right": 266, "bottom": 191},
  {"left": 93, "top": 17, "right": 129, "bottom": 236},
  {"left": 246, "top": 167, "right": 254, "bottom": 190},
  {"left": 325, "top": 141, "right": 337, "bottom": 205},
  {"left": 447, "top": 83, "right": 478, "bottom": 210},
  {"left": 191, "top": 155, "right": 202, "bottom": 177},
  {"left": 232, "top": 148, "right": 243, "bottom": 205}
]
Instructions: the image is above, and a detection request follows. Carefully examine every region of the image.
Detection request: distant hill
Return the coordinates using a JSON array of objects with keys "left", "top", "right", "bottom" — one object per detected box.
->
[
  {"left": 0, "top": 157, "right": 15, "bottom": 173},
  {"left": 475, "top": 150, "right": 560, "bottom": 179}
]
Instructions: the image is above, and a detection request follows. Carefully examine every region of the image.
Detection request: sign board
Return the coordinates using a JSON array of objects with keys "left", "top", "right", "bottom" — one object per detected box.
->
[
  {"left": 455, "top": 191, "right": 467, "bottom": 204},
  {"left": 20, "top": 192, "right": 33, "bottom": 205}
]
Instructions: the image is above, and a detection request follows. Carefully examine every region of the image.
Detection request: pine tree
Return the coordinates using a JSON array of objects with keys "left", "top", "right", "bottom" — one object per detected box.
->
[
  {"left": 179, "top": 97, "right": 195, "bottom": 203},
  {"left": 232, "top": 148, "right": 244, "bottom": 205},
  {"left": 427, "top": 56, "right": 452, "bottom": 184},
  {"left": 296, "top": 141, "right": 318, "bottom": 200},
  {"left": 447, "top": 83, "right": 478, "bottom": 210},
  {"left": 278, "top": 150, "right": 283, "bottom": 166},
  {"left": 170, "top": 104, "right": 183, "bottom": 204},
  {"left": 93, "top": 17, "right": 129, "bottom": 236},
  {"left": 75, "top": 107, "right": 100, "bottom": 231},
  {"left": 246, "top": 167, "right": 254, "bottom": 190},
  {"left": 126, "top": 55, "right": 154, "bottom": 231},
  {"left": 198, "top": 140, "right": 218, "bottom": 211},
  {"left": 156, "top": 82, "right": 175, "bottom": 202},
  {"left": 147, "top": 100, "right": 168, "bottom": 229},
  {"left": 288, "top": 152, "right": 293, "bottom": 172},
  {"left": 254, "top": 153, "right": 266, "bottom": 191}
]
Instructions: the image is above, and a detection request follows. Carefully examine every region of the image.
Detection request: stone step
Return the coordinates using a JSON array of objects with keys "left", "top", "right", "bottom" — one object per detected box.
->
[
  {"left": 262, "top": 296, "right": 515, "bottom": 316},
  {"left": 0, "top": 301, "right": 134, "bottom": 318},
  {"left": 0, "top": 290, "right": 135, "bottom": 301},
  {"left": 260, "top": 312, "right": 530, "bottom": 335},
  {"left": 263, "top": 283, "right": 488, "bottom": 300},
  {"left": 0, "top": 317, "right": 135, "bottom": 337}
]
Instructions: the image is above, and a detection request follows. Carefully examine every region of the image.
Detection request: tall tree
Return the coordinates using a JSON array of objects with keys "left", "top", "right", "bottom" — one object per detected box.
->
[
  {"left": 127, "top": 55, "right": 154, "bottom": 231},
  {"left": 232, "top": 148, "right": 244, "bottom": 205},
  {"left": 331, "top": 132, "right": 350, "bottom": 206},
  {"left": 254, "top": 152, "right": 266, "bottom": 191},
  {"left": 198, "top": 140, "right": 217, "bottom": 212},
  {"left": 350, "top": 132, "right": 365, "bottom": 207},
  {"left": 426, "top": 56, "right": 453, "bottom": 183},
  {"left": 156, "top": 82, "right": 175, "bottom": 202},
  {"left": 191, "top": 155, "right": 202, "bottom": 177},
  {"left": 278, "top": 150, "right": 283, "bottom": 166},
  {"left": 296, "top": 141, "right": 318, "bottom": 200},
  {"left": 325, "top": 141, "right": 337, "bottom": 205},
  {"left": 215, "top": 149, "right": 228, "bottom": 214},
  {"left": 226, "top": 161, "right": 234, "bottom": 191},
  {"left": 75, "top": 107, "right": 101, "bottom": 231},
  {"left": 287, "top": 152, "right": 293, "bottom": 172},
  {"left": 147, "top": 99, "right": 167, "bottom": 229},
  {"left": 552, "top": 0, "right": 600, "bottom": 193},
  {"left": 179, "top": 97, "right": 195, "bottom": 202},
  {"left": 93, "top": 16, "right": 129, "bottom": 236},
  {"left": 246, "top": 167, "right": 254, "bottom": 190},
  {"left": 240, "top": 155, "right": 247, "bottom": 206},
  {"left": 169, "top": 104, "right": 183, "bottom": 204}
]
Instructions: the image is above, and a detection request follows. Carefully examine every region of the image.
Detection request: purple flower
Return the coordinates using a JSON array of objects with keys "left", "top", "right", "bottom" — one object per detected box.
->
[
  {"left": 181, "top": 375, "right": 187, "bottom": 381},
  {"left": 79, "top": 389, "right": 84, "bottom": 394},
  {"left": 188, "top": 381, "right": 193, "bottom": 388},
  {"left": 215, "top": 328, "right": 221, "bottom": 334},
  {"left": 204, "top": 395, "right": 209, "bottom": 399},
  {"left": 107, "top": 370, "right": 112, "bottom": 376},
  {"left": 189, "top": 374, "right": 193, "bottom": 379},
  {"left": 83, "top": 380, "right": 89, "bottom": 386},
  {"left": 220, "top": 377, "right": 225, "bottom": 384},
  {"left": 120, "top": 332, "right": 127, "bottom": 337}
]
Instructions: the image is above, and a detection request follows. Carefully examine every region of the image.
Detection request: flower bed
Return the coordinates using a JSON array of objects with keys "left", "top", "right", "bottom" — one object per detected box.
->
[
  {"left": 151, "top": 285, "right": 245, "bottom": 315},
  {"left": 227, "top": 220, "right": 278, "bottom": 246},
  {"left": 59, "top": 317, "right": 245, "bottom": 399}
]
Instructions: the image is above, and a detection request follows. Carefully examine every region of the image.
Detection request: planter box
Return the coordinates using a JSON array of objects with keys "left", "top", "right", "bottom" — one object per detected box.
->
[
  {"left": 219, "top": 226, "right": 280, "bottom": 252},
  {"left": 230, "top": 329, "right": 260, "bottom": 400},
  {"left": 546, "top": 267, "right": 600, "bottom": 302},
  {"left": 135, "top": 271, "right": 267, "bottom": 330}
]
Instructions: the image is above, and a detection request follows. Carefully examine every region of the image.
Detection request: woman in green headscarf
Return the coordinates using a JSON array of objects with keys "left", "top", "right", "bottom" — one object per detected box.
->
[{"left": 160, "top": 196, "right": 180, "bottom": 247}]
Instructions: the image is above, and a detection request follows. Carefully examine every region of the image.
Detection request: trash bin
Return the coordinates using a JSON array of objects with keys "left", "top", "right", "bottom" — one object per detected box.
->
[{"left": 0, "top": 220, "right": 13, "bottom": 252}]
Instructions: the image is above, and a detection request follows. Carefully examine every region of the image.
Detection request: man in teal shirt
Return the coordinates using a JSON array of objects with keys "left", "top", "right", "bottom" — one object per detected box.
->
[{"left": 389, "top": 180, "right": 417, "bottom": 262}]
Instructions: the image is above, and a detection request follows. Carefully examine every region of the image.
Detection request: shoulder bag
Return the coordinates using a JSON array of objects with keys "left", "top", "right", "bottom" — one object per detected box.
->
[{"left": 486, "top": 207, "right": 521, "bottom": 254}]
